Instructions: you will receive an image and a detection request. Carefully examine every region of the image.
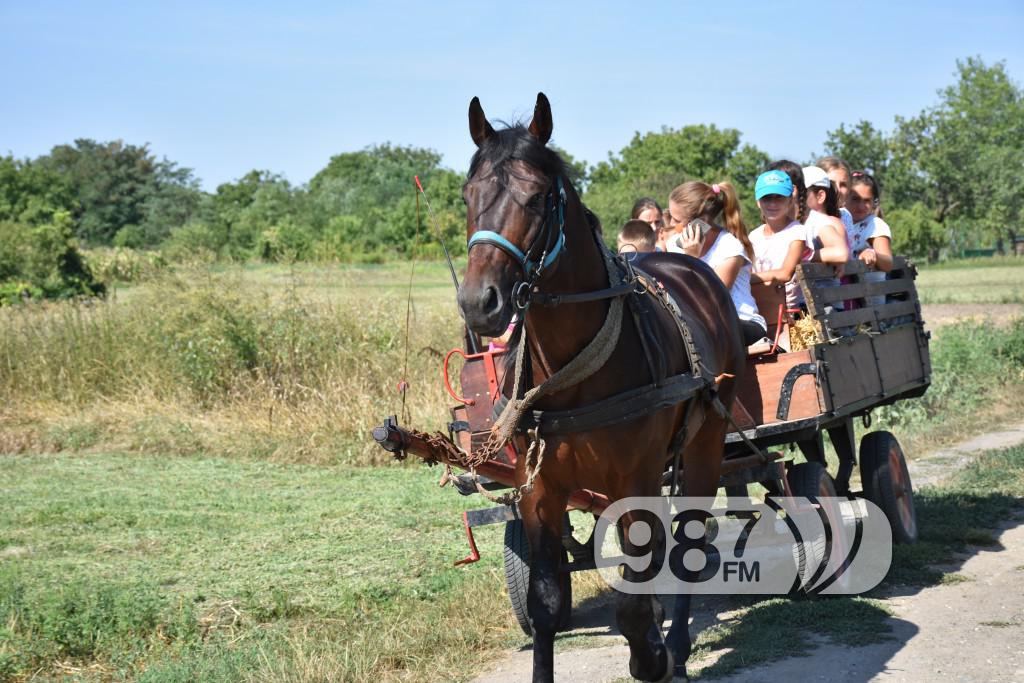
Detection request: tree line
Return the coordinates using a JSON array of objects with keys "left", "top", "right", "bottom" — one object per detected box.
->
[{"left": 1, "top": 57, "right": 1021, "bottom": 301}]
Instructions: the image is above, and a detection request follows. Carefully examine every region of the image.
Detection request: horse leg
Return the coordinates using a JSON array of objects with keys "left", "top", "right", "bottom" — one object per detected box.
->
[
  {"left": 665, "top": 417, "right": 727, "bottom": 680},
  {"left": 519, "top": 480, "right": 569, "bottom": 683},
  {"left": 615, "top": 510, "right": 673, "bottom": 682}
]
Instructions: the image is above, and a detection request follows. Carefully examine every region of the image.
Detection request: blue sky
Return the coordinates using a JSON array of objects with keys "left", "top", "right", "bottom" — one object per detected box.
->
[{"left": 3, "top": 1, "right": 1022, "bottom": 191}]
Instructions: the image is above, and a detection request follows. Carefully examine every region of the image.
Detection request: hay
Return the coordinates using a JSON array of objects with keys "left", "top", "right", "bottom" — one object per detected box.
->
[{"left": 789, "top": 317, "right": 823, "bottom": 351}]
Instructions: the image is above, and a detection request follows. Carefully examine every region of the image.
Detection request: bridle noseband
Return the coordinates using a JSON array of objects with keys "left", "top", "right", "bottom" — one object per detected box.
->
[{"left": 466, "top": 176, "right": 567, "bottom": 310}]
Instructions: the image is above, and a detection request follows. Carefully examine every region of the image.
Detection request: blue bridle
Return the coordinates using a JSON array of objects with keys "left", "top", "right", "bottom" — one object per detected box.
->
[{"left": 467, "top": 176, "right": 567, "bottom": 280}]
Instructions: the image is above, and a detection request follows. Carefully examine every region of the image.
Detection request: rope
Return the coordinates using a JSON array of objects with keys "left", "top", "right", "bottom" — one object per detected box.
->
[{"left": 479, "top": 252, "right": 626, "bottom": 460}]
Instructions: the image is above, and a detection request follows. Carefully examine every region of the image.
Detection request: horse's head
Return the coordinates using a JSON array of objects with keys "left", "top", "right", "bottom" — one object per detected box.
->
[{"left": 458, "top": 93, "right": 569, "bottom": 337}]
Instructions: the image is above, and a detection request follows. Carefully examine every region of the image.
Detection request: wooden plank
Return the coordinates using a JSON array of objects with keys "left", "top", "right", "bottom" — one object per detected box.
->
[
  {"left": 800, "top": 257, "right": 910, "bottom": 282},
  {"left": 816, "top": 335, "right": 884, "bottom": 412},
  {"left": 734, "top": 349, "right": 822, "bottom": 427},
  {"left": 819, "top": 300, "right": 917, "bottom": 329},
  {"left": 812, "top": 278, "right": 915, "bottom": 305},
  {"left": 873, "top": 325, "right": 930, "bottom": 394}
]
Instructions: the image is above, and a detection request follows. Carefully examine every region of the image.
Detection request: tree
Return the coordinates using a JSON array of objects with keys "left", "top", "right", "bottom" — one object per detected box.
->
[
  {"left": 0, "top": 155, "right": 77, "bottom": 225},
  {"left": 37, "top": 139, "right": 202, "bottom": 247},
  {"left": 822, "top": 120, "right": 891, "bottom": 177}
]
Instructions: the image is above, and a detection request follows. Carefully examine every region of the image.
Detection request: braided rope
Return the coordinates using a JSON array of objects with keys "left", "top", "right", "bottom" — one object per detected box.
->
[{"left": 478, "top": 253, "right": 626, "bottom": 460}]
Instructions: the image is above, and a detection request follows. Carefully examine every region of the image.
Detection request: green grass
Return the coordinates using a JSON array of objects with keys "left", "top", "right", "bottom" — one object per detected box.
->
[
  {"left": 0, "top": 453, "right": 515, "bottom": 681},
  {"left": 915, "top": 259, "right": 1024, "bottom": 304}
]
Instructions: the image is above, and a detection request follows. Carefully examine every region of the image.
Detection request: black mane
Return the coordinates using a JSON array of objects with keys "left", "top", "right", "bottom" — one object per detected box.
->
[{"left": 467, "top": 123, "right": 569, "bottom": 184}]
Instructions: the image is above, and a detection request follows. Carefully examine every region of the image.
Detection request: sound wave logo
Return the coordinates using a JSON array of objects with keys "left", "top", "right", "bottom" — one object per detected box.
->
[{"left": 593, "top": 496, "right": 892, "bottom": 595}]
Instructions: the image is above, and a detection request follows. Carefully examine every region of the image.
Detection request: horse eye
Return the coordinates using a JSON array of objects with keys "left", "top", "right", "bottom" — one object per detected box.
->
[{"left": 526, "top": 194, "right": 544, "bottom": 214}]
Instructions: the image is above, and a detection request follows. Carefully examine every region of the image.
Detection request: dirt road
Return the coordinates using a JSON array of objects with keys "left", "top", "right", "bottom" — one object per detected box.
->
[{"left": 472, "top": 423, "right": 1024, "bottom": 683}]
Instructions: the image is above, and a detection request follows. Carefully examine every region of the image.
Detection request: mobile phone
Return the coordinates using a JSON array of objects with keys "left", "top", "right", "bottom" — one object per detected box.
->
[{"left": 687, "top": 218, "right": 713, "bottom": 238}]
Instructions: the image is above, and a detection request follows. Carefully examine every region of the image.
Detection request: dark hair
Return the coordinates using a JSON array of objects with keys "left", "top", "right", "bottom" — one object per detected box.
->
[
  {"left": 851, "top": 172, "right": 884, "bottom": 220},
  {"left": 817, "top": 156, "right": 853, "bottom": 180},
  {"left": 809, "top": 181, "right": 841, "bottom": 218},
  {"left": 631, "top": 197, "right": 662, "bottom": 219},
  {"left": 618, "top": 219, "right": 656, "bottom": 251},
  {"left": 467, "top": 123, "right": 569, "bottom": 186},
  {"left": 767, "top": 159, "right": 807, "bottom": 223},
  {"left": 851, "top": 171, "right": 882, "bottom": 206}
]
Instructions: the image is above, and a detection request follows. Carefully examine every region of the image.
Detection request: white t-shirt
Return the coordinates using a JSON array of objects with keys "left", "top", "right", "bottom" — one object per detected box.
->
[
  {"left": 804, "top": 210, "right": 833, "bottom": 252},
  {"left": 849, "top": 214, "right": 892, "bottom": 257},
  {"left": 840, "top": 207, "right": 855, "bottom": 247},
  {"left": 749, "top": 221, "right": 808, "bottom": 308},
  {"left": 849, "top": 214, "right": 894, "bottom": 305},
  {"left": 699, "top": 231, "right": 766, "bottom": 332}
]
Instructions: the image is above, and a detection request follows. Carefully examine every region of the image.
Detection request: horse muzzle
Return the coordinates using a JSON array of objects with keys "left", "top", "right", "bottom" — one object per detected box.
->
[{"left": 458, "top": 279, "right": 512, "bottom": 337}]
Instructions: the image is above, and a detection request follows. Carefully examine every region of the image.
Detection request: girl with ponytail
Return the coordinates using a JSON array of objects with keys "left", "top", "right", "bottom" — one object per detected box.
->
[{"left": 665, "top": 180, "right": 767, "bottom": 346}]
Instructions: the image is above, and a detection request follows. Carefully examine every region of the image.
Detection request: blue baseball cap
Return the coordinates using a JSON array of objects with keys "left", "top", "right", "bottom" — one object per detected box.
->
[{"left": 755, "top": 170, "right": 794, "bottom": 200}]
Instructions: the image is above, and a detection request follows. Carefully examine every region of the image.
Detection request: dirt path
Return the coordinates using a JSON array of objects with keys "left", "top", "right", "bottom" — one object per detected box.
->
[
  {"left": 472, "top": 422, "right": 1024, "bottom": 683},
  {"left": 921, "top": 303, "right": 1024, "bottom": 329}
]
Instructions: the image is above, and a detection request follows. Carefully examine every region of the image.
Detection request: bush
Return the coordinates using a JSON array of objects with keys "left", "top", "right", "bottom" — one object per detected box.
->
[
  {"left": 0, "top": 212, "right": 105, "bottom": 303},
  {"left": 875, "top": 317, "right": 1024, "bottom": 428}
]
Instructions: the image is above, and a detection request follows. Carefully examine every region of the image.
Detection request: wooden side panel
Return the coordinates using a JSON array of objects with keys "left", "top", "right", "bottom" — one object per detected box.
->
[
  {"left": 731, "top": 349, "right": 822, "bottom": 429},
  {"left": 816, "top": 335, "right": 885, "bottom": 412},
  {"left": 873, "top": 324, "right": 930, "bottom": 394}
]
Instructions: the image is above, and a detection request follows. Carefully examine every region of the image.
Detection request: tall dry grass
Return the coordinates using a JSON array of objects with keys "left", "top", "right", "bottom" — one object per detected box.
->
[{"left": 0, "top": 267, "right": 461, "bottom": 464}]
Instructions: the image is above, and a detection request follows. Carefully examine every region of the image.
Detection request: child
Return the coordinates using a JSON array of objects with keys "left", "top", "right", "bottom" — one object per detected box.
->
[
  {"left": 817, "top": 156, "right": 855, "bottom": 239},
  {"left": 749, "top": 169, "right": 807, "bottom": 309},
  {"left": 631, "top": 197, "right": 667, "bottom": 251},
  {"left": 617, "top": 219, "right": 657, "bottom": 254},
  {"left": 847, "top": 171, "right": 894, "bottom": 306},
  {"left": 665, "top": 180, "right": 767, "bottom": 346},
  {"left": 802, "top": 165, "right": 850, "bottom": 265}
]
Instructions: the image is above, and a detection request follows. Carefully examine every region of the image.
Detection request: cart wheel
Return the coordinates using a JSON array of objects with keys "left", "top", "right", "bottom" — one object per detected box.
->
[
  {"left": 787, "top": 461, "right": 848, "bottom": 595},
  {"left": 503, "top": 518, "right": 572, "bottom": 637},
  {"left": 860, "top": 431, "right": 917, "bottom": 544}
]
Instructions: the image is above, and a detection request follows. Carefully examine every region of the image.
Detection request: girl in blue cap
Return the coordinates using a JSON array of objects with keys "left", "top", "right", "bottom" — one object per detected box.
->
[{"left": 749, "top": 169, "right": 808, "bottom": 309}]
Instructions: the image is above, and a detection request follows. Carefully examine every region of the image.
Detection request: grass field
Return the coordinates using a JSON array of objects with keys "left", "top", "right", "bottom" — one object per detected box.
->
[
  {"left": 915, "top": 257, "right": 1024, "bottom": 304},
  {"left": 1, "top": 257, "right": 1024, "bottom": 681}
]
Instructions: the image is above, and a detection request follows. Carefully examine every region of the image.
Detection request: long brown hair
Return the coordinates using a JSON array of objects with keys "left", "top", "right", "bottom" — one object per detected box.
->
[{"left": 669, "top": 180, "right": 753, "bottom": 259}]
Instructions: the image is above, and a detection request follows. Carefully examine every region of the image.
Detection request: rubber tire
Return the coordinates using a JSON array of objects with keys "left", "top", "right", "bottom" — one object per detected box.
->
[
  {"left": 787, "top": 461, "right": 841, "bottom": 595},
  {"left": 860, "top": 431, "right": 918, "bottom": 544},
  {"left": 503, "top": 518, "right": 572, "bottom": 637}
]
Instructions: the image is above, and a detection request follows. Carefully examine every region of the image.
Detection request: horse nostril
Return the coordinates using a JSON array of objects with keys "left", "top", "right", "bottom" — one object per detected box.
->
[{"left": 482, "top": 286, "right": 500, "bottom": 314}]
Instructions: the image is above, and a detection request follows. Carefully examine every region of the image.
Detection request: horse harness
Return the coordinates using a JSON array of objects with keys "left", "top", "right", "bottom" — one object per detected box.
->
[{"left": 463, "top": 175, "right": 765, "bottom": 503}]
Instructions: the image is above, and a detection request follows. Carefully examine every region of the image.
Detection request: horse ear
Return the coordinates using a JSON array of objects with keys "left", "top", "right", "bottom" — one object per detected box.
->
[
  {"left": 528, "top": 92, "right": 553, "bottom": 145},
  {"left": 468, "top": 97, "right": 496, "bottom": 148}
]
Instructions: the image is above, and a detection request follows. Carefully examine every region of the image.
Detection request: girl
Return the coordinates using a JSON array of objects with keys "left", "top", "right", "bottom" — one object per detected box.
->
[
  {"left": 665, "top": 180, "right": 768, "bottom": 346},
  {"left": 802, "top": 165, "right": 850, "bottom": 266},
  {"left": 817, "top": 156, "right": 855, "bottom": 239},
  {"left": 631, "top": 197, "right": 666, "bottom": 251},
  {"left": 846, "top": 172, "right": 893, "bottom": 271},
  {"left": 748, "top": 169, "right": 807, "bottom": 309},
  {"left": 847, "top": 171, "right": 894, "bottom": 306}
]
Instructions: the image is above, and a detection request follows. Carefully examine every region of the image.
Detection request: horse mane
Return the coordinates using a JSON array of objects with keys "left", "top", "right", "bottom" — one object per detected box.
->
[{"left": 467, "top": 122, "right": 571, "bottom": 185}]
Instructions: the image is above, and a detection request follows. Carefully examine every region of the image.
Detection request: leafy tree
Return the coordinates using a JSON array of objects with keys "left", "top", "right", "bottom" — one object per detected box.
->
[
  {"left": 822, "top": 120, "right": 891, "bottom": 177},
  {"left": 37, "top": 139, "right": 201, "bottom": 247},
  {"left": 0, "top": 155, "right": 77, "bottom": 225}
]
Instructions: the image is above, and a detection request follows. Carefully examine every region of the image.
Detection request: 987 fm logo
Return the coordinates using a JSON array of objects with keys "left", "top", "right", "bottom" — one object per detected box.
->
[{"left": 594, "top": 496, "right": 892, "bottom": 595}]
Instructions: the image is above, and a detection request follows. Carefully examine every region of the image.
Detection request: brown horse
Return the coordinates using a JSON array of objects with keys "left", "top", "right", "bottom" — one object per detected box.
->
[{"left": 458, "top": 93, "right": 745, "bottom": 682}]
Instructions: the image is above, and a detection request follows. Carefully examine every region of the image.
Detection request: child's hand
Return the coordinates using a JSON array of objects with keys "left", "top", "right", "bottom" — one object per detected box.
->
[
  {"left": 859, "top": 248, "right": 877, "bottom": 268},
  {"left": 679, "top": 223, "right": 704, "bottom": 257}
]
